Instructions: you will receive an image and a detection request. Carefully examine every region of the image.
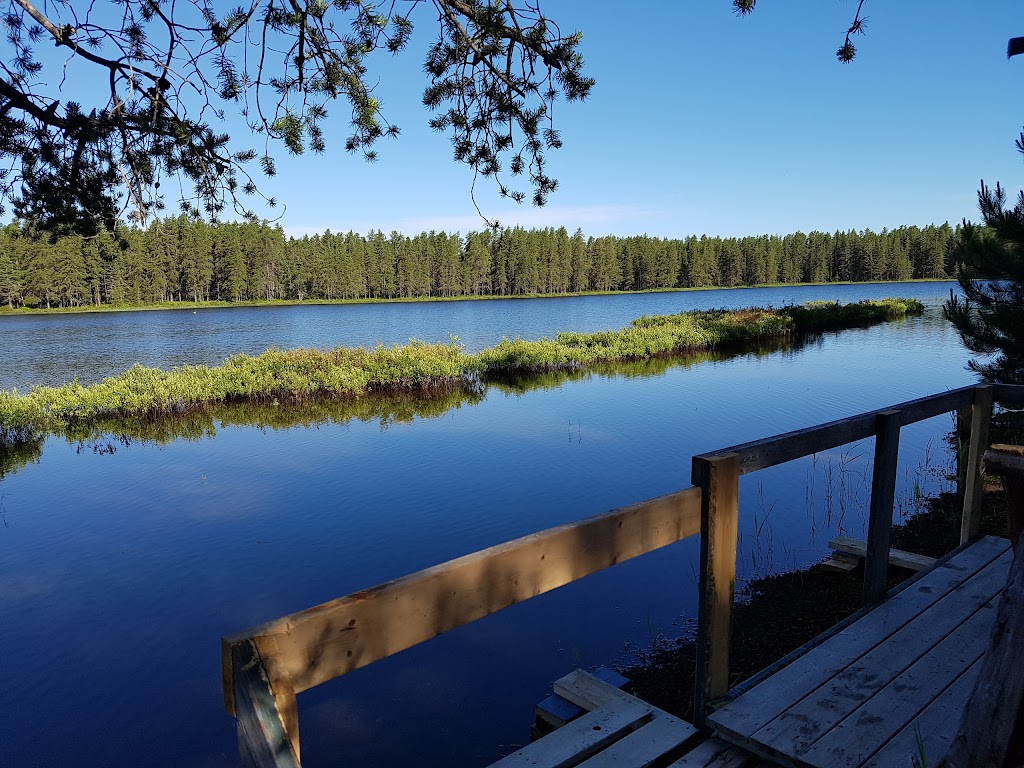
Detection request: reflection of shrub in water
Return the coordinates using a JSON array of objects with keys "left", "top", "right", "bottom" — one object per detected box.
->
[
  {"left": 59, "top": 386, "right": 486, "bottom": 455},
  {"left": 0, "top": 433, "right": 44, "bottom": 482},
  {"left": 488, "top": 337, "right": 805, "bottom": 395}
]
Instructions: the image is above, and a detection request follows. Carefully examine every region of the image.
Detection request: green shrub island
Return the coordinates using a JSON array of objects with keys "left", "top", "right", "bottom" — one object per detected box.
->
[{"left": 0, "top": 298, "right": 922, "bottom": 448}]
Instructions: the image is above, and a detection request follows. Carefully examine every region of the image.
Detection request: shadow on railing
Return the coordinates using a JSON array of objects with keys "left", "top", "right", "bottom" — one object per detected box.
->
[{"left": 222, "top": 382, "right": 1016, "bottom": 766}]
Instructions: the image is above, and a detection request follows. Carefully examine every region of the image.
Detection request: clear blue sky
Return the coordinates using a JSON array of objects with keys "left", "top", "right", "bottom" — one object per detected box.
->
[{"left": 136, "top": 2, "right": 1024, "bottom": 238}]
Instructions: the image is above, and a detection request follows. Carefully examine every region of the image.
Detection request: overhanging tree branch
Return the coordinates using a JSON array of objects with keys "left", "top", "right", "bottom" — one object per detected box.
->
[{"left": 0, "top": 0, "right": 592, "bottom": 234}]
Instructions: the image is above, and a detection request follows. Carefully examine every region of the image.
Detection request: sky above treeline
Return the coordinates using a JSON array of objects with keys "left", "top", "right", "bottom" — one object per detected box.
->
[{"left": 65, "top": 2, "right": 1024, "bottom": 239}]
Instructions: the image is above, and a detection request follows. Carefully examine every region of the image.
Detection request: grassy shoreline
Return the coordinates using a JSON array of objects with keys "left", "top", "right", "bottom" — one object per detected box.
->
[
  {"left": 0, "top": 298, "right": 922, "bottom": 447},
  {"left": 0, "top": 278, "right": 952, "bottom": 317}
]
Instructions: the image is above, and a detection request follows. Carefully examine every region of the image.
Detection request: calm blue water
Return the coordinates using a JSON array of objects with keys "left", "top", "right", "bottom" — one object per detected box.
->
[{"left": 0, "top": 283, "right": 980, "bottom": 767}]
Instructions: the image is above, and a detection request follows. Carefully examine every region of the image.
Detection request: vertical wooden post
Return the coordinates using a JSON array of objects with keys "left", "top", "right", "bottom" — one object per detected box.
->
[
  {"left": 863, "top": 410, "right": 901, "bottom": 606},
  {"left": 256, "top": 636, "right": 301, "bottom": 764},
  {"left": 956, "top": 405, "right": 971, "bottom": 493},
  {"left": 692, "top": 452, "right": 740, "bottom": 726},
  {"left": 232, "top": 640, "right": 302, "bottom": 768},
  {"left": 961, "top": 384, "right": 993, "bottom": 545}
]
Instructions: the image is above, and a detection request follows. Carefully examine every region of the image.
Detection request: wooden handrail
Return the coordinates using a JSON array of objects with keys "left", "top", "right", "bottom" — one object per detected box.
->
[
  {"left": 224, "top": 383, "right": 1017, "bottom": 764},
  {"left": 223, "top": 487, "right": 702, "bottom": 765},
  {"left": 691, "top": 386, "right": 975, "bottom": 475}
]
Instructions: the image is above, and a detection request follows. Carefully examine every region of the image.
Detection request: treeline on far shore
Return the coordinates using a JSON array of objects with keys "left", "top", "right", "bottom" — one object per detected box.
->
[{"left": 0, "top": 218, "right": 961, "bottom": 310}]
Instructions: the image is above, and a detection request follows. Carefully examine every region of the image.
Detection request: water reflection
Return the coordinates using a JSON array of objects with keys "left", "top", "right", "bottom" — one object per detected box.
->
[{"left": 0, "top": 435, "right": 43, "bottom": 482}]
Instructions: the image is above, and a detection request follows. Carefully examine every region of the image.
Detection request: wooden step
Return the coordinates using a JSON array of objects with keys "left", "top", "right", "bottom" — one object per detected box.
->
[
  {"left": 535, "top": 667, "right": 628, "bottom": 732},
  {"left": 490, "top": 670, "right": 699, "bottom": 768},
  {"left": 828, "top": 536, "right": 937, "bottom": 572}
]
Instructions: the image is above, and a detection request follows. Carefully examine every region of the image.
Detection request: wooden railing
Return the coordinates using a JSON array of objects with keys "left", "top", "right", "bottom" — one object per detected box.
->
[
  {"left": 222, "top": 383, "right": 1010, "bottom": 765},
  {"left": 689, "top": 383, "right": 1006, "bottom": 724},
  {"left": 221, "top": 488, "right": 704, "bottom": 766}
]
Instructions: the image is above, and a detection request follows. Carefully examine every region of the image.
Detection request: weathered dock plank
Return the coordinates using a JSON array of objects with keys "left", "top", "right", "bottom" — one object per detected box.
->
[
  {"left": 790, "top": 596, "right": 998, "bottom": 766},
  {"left": 536, "top": 667, "right": 628, "bottom": 730},
  {"left": 752, "top": 555, "right": 1006, "bottom": 757},
  {"left": 493, "top": 671, "right": 700, "bottom": 768},
  {"left": 490, "top": 698, "right": 653, "bottom": 768},
  {"left": 864, "top": 658, "right": 983, "bottom": 768},
  {"left": 707, "top": 535, "right": 1010, "bottom": 741},
  {"left": 946, "top": 542, "right": 1024, "bottom": 768},
  {"left": 665, "top": 737, "right": 764, "bottom": 767},
  {"left": 827, "top": 537, "right": 936, "bottom": 572},
  {"left": 575, "top": 716, "right": 696, "bottom": 767}
]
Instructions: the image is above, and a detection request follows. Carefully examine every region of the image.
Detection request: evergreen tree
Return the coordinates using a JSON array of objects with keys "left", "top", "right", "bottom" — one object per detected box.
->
[
  {"left": 805, "top": 232, "right": 830, "bottom": 284},
  {"left": 945, "top": 165, "right": 1024, "bottom": 383},
  {"left": 0, "top": 235, "right": 22, "bottom": 307},
  {"left": 216, "top": 225, "right": 247, "bottom": 301},
  {"left": 569, "top": 229, "right": 590, "bottom": 292},
  {"left": 589, "top": 236, "right": 621, "bottom": 292},
  {"left": 463, "top": 231, "right": 492, "bottom": 296},
  {"left": 365, "top": 230, "right": 396, "bottom": 299}
]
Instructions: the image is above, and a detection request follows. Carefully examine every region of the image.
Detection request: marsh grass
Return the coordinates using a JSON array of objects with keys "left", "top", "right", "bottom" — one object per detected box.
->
[{"left": 0, "top": 298, "right": 923, "bottom": 449}]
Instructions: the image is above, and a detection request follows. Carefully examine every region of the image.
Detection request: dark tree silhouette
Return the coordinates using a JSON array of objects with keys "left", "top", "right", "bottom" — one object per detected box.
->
[{"left": 945, "top": 145, "right": 1024, "bottom": 383}]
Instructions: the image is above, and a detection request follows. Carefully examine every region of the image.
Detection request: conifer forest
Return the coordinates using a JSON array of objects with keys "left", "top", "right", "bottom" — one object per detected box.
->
[{"left": 0, "top": 220, "right": 959, "bottom": 309}]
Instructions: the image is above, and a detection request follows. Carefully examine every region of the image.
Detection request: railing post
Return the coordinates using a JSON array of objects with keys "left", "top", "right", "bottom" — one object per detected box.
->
[
  {"left": 961, "top": 384, "right": 994, "bottom": 544},
  {"left": 692, "top": 452, "right": 740, "bottom": 726},
  {"left": 231, "top": 639, "right": 301, "bottom": 768},
  {"left": 863, "top": 410, "right": 901, "bottom": 606},
  {"left": 956, "top": 406, "right": 971, "bottom": 492}
]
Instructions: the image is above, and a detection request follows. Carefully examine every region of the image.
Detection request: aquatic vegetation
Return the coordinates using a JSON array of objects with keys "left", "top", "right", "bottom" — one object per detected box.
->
[
  {"left": 0, "top": 299, "right": 923, "bottom": 448},
  {"left": 785, "top": 297, "right": 923, "bottom": 333}
]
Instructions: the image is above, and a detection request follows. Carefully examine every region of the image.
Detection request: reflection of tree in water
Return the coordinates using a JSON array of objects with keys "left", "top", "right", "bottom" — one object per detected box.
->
[
  {"left": 0, "top": 333, "right": 810, "bottom": 480},
  {"left": 0, "top": 434, "right": 44, "bottom": 482}
]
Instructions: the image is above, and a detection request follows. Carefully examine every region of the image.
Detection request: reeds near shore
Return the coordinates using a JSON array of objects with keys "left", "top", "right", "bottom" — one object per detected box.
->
[{"left": 0, "top": 298, "right": 922, "bottom": 447}]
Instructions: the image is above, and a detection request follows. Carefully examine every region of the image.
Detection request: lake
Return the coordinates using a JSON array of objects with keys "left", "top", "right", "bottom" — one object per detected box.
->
[
  {"left": 0, "top": 282, "right": 978, "bottom": 767},
  {"left": 0, "top": 281, "right": 957, "bottom": 392}
]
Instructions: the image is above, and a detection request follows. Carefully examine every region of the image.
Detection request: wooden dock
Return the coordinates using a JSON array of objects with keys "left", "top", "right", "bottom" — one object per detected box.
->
[
  {"left": 221, "top": 383, "right": 1024, "bottom": 768},
  {"left": 708, "top": 535, "right": 1011, "bottom": 768},
  {"left": 488, "top": 536, "right": 1013, "bottom": 768}
]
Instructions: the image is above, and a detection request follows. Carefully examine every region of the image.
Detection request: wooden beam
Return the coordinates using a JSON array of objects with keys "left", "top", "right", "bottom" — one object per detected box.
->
[
  {"left": 863, "top": 410, "right": 901, "bottom": 606},
  {"left": 828, "top": 537, "right": 936, "bottom": 572},
  {"left": 961, "top": 385, "right": 993, "bottom": 545},
  {"left": 946, "top": 545, "right": 1024, "bottom": 768},
  {"left": 222, "top": 487, "right": 701, "bottom": 700},
  {"left": 232, "top": 640, "right": 301, "bottom": 768},
  {"left": 820, "top": 552, "right": 860, "bottom": 573},
  {"left": 693, "top": 453, "right": 740, "bottom": 726},
  {"left": 693, "top": 387, "right": 973, "bottom": 475},
  {"left": 984, "top": 444, "right": 1024, "bottom": 548}
]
